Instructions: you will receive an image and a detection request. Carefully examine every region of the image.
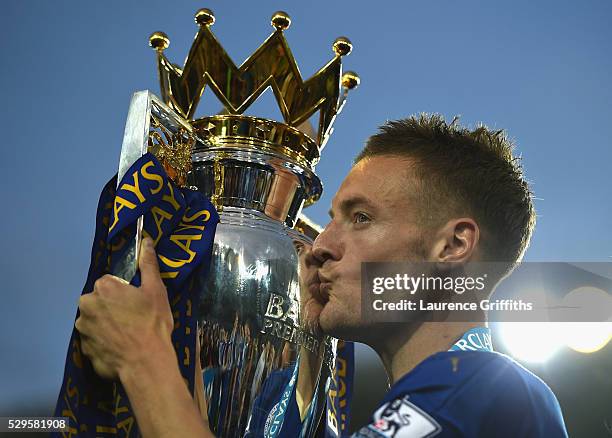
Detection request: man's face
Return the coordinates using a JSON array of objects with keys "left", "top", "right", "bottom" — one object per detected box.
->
[{"left": 309, "top": 155, "right": 431, "bottom": 341}]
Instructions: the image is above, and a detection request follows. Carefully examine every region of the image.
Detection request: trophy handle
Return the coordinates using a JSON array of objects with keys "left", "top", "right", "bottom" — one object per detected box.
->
[{"left": 111, "top": 90, "right": 197, "bottom": 281}]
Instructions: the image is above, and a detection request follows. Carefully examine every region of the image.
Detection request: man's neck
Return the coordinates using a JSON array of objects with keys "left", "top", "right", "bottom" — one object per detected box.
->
[{"left": 372, "top": 321, "right": 486, "bottom": 386}]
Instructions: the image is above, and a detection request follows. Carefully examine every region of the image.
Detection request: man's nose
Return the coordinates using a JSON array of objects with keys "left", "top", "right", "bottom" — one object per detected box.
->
[
  {"left": 302, "top": 247, "right": 321, "bottom": 270},
  {"left": 312, "top": 224, "right": 341, "bottom": 263}
]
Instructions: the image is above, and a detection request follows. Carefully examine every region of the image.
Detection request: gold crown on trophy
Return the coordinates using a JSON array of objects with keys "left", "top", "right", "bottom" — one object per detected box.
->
[{"left": 148, "top": 8, "right": 359, "bottom": 172}]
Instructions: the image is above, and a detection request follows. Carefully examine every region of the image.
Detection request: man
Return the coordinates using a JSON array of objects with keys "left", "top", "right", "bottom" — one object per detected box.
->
[{"left": 76, "top": 114, "right": 568, "bottom": 437}]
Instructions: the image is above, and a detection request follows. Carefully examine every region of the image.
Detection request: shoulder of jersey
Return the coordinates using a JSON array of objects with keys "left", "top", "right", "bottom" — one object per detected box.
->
[
  {"left": 380, "top": 351, "right": 562, "bottom": 421},
  {"left": 388, "top": 350, "right": 556, "bottom": 397},
  {"left": 352, "top": 351, "right": 566, "bottom": 438}
]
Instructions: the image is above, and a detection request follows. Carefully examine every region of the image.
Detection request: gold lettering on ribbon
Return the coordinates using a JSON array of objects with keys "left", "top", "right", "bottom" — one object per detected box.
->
[
  {"left": 109, "top": 160, "right": 169, "bottom": 234},
  {"left": 121, "top": 170, "right": 146, "bottom": 203},
  {"left": 184, "top": 346, "right": 190, "bottom": 366},
  {"left": 113, "top": 391, "right": 135, "bottom": 436},
  {"left": 183, "top": 209, "right": 211, "bottom": 223},
  {"left": 326, "top": 383, "right": 339, "bottom": 436},
  {"left": 109, "top": 196, "right": 137, "bottom": 232},
  {"left": 65, "top": 377, "right": 79, "bottom": 408},
  {"left": 141, "top": 161, "right": 164, "bottom": 194},
  {"left": 61, "top": 401, "right": 78, "bottom": 438},
  {"left": 102, "top": 201, "right": 112, "bottom": 227},
  {"left": 327, "top": 341, "right": 349, "bottom": 436},
  {"left": 158, "top": 234, "right": 202, "bottom": 269},
  {"left": 61, "top": 379, "right": 80, "bottom": 438},
  {"left": 162, "top": 181, "right": 181, "bottom": 211},
  {"left": 157, "top": 208, "right": 211, "bottom": 277},
  {"left": 177, "top": 209, "right": 211, "bottom": 232},
  {"left": 111, "top": 231, "right": 130, "bottom": 253},
  {"left": 173, "top": 308, "right": 181, "bottom": 329},
  {"left": 93, "top": 239, "right": 106, "bottom": 269},
  {"left": 95, "top": 426, "right": 117, "bottom": 434},
  {"left": 334, "top": 341, "right": 350, "bottom": 432},
  {"left": 117, "top": 417, "right": 135, "bottom": 436},
  {"left": 150, "top": 206, "right": 173, "bottom": 245},
  {"left": 72, "top": 338, "right": 83, "bottom": 369},
  {"left": 337, "top": 350, "right": 347, "bottom": 408}
]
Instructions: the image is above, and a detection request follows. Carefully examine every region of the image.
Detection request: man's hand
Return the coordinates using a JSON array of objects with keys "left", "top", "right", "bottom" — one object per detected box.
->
[
  {"left": 75, "top": 237, "right": 214, "bottom": 437},
  {"left": 75, "top": 237, "right": 174, "bottom": 380}
]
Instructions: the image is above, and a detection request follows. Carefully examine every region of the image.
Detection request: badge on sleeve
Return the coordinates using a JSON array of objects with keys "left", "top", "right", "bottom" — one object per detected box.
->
[{"left": 365, "top": 396, "right": 441, "bottom": 438}]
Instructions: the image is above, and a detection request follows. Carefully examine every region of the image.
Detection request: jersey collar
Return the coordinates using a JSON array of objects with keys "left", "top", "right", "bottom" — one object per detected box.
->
[{"left": 448, "top": 327, "right": 493, "bottom": 352}]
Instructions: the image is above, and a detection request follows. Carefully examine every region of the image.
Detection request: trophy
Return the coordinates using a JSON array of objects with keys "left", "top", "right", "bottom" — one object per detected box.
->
[{"left": 116, "top": 8, "right": 359, "bottom": 437}]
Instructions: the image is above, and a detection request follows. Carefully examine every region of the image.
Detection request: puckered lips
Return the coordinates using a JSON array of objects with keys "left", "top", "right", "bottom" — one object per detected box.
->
[
  {"left": 303, "top": 271, "right": 331, "bottom": 336},
  {"left": 308, "top": 271, "right": 331, "bottom": 305}
]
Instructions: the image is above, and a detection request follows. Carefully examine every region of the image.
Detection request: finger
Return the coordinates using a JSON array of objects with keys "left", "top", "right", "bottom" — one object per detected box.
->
[
  {"left": 93, "top": 274, "right": 111, "bottom": 293},
  {"left": 139, "top": 237, "right": 163, "bottom": 288},
  {"left": 75, "top": 316, "right": 83, "bottom": 333},
  {"left": 78, "top": 294, "right": 95, "bottom": 316},
  {"left": 91, "top": 358, "right": 117, "bottom": 380},
  {"left": 75, "top": 316, "right": 93, "bottom": 337},
  {"left": 94, "top": 274, "right": 129, "bottom": 296}
]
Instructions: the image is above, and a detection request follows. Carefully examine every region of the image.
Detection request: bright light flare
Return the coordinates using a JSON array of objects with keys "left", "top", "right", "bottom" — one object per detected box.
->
[
  {"left": 497, "top": 322, "right": 566, "bottom": 363},
  {"left": 561, "top": 287, "right": 612, "bottom": 353},
  {"left": 497, "top": 286, "right": 611, "bottom": 361},
  {"left": 563, "top": 322, "right": 612, "bottom": 353}
]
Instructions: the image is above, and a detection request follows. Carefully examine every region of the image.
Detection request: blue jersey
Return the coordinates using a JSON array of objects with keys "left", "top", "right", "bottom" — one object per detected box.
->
[{"left": 351, "top": 349, "right": 568, "bottom": 438}]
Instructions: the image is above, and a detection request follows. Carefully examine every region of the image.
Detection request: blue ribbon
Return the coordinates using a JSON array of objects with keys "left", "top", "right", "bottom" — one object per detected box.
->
[
  {"left": 265, "top": 360, "right": 300, "bottom": 438},
  {"left": 53, "top": 153, "right": 219, "bottom": 437},
  {"left": 324, "top": 339, "right": 355, "bottom": 437},
  {"left": 258, "top": 339, "right": 355, "bottom": 438}
]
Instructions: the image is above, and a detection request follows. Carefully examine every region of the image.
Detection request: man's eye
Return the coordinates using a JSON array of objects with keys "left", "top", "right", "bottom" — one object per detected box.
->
[{"left": 353, "top": 212, "right": 371, "bottom": 224}]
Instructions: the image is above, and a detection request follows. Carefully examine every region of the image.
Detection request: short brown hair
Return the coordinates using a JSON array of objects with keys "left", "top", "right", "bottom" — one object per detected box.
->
[{"left": 355, "top": 114, "right": 535, "bottom": 268}]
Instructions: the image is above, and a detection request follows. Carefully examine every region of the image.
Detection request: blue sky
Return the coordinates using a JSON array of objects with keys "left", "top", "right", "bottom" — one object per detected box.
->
[{"left": 1, "top": 0, "right": 611, "bottom": 414}]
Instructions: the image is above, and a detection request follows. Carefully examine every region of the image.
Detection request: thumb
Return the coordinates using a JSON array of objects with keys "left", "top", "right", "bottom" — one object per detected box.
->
[{"left": 139, "top": 237, "right": 163, "bottom": 288}]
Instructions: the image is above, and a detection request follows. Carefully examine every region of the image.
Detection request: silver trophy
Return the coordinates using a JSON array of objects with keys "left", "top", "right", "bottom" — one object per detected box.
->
[{"left": 115, "top": 8, "right": 359, "bottom": 437}]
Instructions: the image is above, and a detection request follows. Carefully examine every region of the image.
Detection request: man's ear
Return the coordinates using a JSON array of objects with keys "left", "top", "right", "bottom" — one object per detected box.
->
[{"left": 428, "top": 218, "right": 480, "bottom": 263}]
